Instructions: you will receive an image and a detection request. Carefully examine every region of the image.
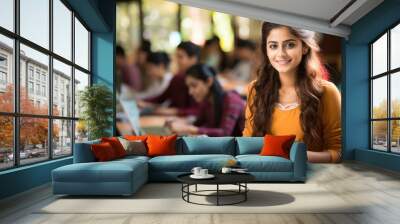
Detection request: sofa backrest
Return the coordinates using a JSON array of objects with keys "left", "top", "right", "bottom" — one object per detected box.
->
[
  {"left": 177, "top": 137, "right": 236, "bottom": 155},
  {"left": 235, "top": 137, "right": 264, "bottom": 155},
  {"left": 73, "top": 139, "right": 101, "bottom": 163},
  {"left": 74, "top": 137, "right": 271, "bottom": 162}
]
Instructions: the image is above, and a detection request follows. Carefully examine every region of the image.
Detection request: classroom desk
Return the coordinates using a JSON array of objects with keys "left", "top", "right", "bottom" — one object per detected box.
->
[
  {"left": 139, "top": 115, "right": 173, "bottom": 135},
  {"left": 139, "top": 115, "right": 169, "bottom": 128}
]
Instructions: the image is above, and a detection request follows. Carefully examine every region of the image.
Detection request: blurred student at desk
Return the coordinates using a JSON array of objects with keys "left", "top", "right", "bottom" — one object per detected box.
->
[
  {"left": 137, "top": 41, "right": 202, "bottom": 117},
  {"left": 165, "top": 64, "right": 245, "bottom": 137},
  {"left": 134, "top": 51, "right": 173, "bottom": 100}
]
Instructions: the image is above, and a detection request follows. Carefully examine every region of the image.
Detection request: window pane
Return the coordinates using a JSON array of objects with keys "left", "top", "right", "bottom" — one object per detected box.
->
[
  {"left": 53, "top": 119, "right": 72, "bottom": 157},
  {"left": 75, "top": 120, "right": 88, "bottom": 143},
  {"left": 20, "top": 117, "right": 49, "bottom": 165},
  {"left": 75, "top": 18, "right": 89, "bottom": 70},
  {"left": 372, "top": 33, "right": 387, "bottom": 76},
  {"left": 20, "top": 0, "right": 49, "bottom": 49},
  {"left": 212, "top": 12, "right": 234, "bottom": 52},
  {"left": 391, "top": 24, "right": 400, "bottom": 70},
  {"left": 74, "top": 69, "right": 89, "bottom": 118},
  {"left": 53, "top": 59, "right": 72, "bottom": 117},
  {"left": 372, "top": 121, "right": 388, "bottom": 151},
  {"left": 116, "top": 2, "right": 140, "bottom": 53},
  {"left": 391, "top": 120, "right": 400, "bottom": 153},
  {"left": 391, "top": 72, "right": 400, "bottom": 118},
  {"left": 143, "top": 0, "right": 179, "bottom": 52},
  {"left": 53, "top": 0, "right": 72, "bottom": 60},
  {"left": 372, "top": 76, "right": 387, "bottom": 119},
  {"left": 0, "top": 35, "right": 14, "bottom": 112},
  {"left": 181, "top": 6, "right": 212, "bottom": 45},
  {"left": 235, "top": 16, "right": 251, "bottom": 40},
  {"left": 0, "top": 116, "right": 13, "bottom": 170},
  {"left": 20, "top": 44, "right": 49, "bottom": 115},
  {"left": 0, "top": 0, "right": 14, "bottom": 31}
]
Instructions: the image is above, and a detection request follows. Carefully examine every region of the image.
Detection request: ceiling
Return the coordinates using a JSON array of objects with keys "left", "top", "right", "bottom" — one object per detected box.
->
[{"left": 168, "top": 0, "right": 384, "bottom": 38}]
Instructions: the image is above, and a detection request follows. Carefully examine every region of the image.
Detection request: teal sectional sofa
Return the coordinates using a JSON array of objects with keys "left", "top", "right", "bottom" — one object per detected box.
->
[{"left": 52, "top": 137, "right": 307, "bottom": 196}]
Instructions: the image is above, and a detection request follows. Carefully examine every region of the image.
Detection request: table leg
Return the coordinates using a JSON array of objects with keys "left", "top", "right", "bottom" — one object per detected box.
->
[
  {"left": 181, "top": 184, "right": 183, "bottom": 199},
  {"left": 217, "top": 184, "right": 219, "bottom": 206},
  {"left": 195, "top": 184, "right": 197, "bottom": 192},
  {"left": 187, "top": 184, "right": 190, "bottom": 202},
  {"left": 245, "top": 183, "right": 247, "bottom": 201}
]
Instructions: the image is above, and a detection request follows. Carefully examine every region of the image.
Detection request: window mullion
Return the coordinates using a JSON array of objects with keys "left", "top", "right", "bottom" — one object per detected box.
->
[
  {"left": 71, "top": 10, "right": 76, "bottom": 155},
  {"left": 49, "top": 0, "right": 54, "bottom": 160},
  {"left": 388, "top": 29, "right": 391, "bottom": 153},
  {"left": 13, "top": 0, "right": 21, "bottom": 167},
  {"left": 370, "top": 45, "right": 373, "bottom": 149}
]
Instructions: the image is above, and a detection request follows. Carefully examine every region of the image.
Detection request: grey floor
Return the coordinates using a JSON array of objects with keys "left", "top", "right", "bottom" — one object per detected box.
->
[{"left": 0, "top": 162, "right": 400, "bottom": 224}]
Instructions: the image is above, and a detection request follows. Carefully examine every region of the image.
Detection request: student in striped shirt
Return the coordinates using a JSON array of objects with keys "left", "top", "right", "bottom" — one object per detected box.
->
[{"left": 165, "top": 64, "right": 245, "bottom": 136}]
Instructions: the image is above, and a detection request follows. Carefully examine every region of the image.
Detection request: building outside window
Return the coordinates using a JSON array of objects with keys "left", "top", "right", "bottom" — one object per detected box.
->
[
  {"left": 0, "top": 71, "right": 6, "bottom": 84},
  {"left": 41, "top": 73, "right": 46, "bottom": 83},
  {"left": 0, "top": 54, "right": 7, "bottom": 90},
  {"left": 28, "top": 66, "right": 34, "bottom": 80},
  {"left": 35, "top": 83, "right": 40, "bottom": 95},
  {"left": 28, "top": 81, "right": 34, "bottom": 94},
  {"left": 41, "top": 85, "right": 46, "bottom": 97},
  {"left": 0, "top": 54, "right": 7, "bottom": 67}
]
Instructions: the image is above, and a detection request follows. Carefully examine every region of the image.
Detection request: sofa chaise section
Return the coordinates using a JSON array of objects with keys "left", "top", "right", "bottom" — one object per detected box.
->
[{"left": 52, "top": 142, "right": 149, "bottom": 196}]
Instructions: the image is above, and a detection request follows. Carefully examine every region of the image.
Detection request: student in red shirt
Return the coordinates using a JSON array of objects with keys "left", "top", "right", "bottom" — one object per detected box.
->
[{"left": 165, "top": 64, "right": 245, "bottom": 136}]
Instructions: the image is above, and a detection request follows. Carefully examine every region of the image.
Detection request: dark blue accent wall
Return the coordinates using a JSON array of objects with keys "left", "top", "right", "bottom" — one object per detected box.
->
[
  {"left": 344, "top": 0, "right": 400, "bottom": 170},
  {"left": 0, "top": 0, "right": 116, "bottom": 200}
]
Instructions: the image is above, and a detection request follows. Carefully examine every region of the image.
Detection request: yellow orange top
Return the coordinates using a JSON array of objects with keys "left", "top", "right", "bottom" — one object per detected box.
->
[{"left": 243, "top": 80, "right": 342, "bottom": 163}]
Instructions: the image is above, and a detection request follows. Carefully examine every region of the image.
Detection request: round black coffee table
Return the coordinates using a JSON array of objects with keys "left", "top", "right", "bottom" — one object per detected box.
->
[{"left": 177, "top": 173, "right": 255, "bottom": 206}]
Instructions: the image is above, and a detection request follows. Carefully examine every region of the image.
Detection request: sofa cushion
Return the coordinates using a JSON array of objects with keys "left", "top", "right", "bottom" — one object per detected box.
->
[
  {"left": 114, "top": 155, "right": 150, "bottom": 163},
  {"left": 123, "top": 135, "right": 148, "bottom": 142},
  {"left": 147, "top": 135, "right": 177, "bottom": 157},
  {"left": 52, "top": 158, "right": 147, "bottom": 183},
  {"left": 260, "top": 135, "right": 296, "bottom": 159},
  {"left": 101, "top": 137, "right": 127, "bottom": 158},
  {"left": 91, "top": 142, "right": 118, "bottom": 161},
  {"left": 179, "top": 137, "right": 235, "bottom": 155},
  {"left": 118, "top": 137, "right": 147, "bottom": 156},
  {"left": 236, "top": 155, "right": 293, "bottom": 172},
  {"left": 148, "top": 154, "right": 235, "bottom": 172},
  {"left": 235, "top": 137, "right": 264, "bottom": 155}
]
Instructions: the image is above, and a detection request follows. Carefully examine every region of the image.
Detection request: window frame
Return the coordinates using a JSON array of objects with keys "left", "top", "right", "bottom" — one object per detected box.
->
[
  {"left": 0, "top": 0, "right": 92, "bottom": 171},
  {"left": 370, "top": 20, "right": 400, "bottom": 154}
]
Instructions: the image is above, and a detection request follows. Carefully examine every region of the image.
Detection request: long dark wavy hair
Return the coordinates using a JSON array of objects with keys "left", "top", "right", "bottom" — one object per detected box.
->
[
  {"left": 186, "top": 64, "right": 225, "bottom": 126},
  {"left": 250, "top": 22, "right": 327, "bottom": 148}
]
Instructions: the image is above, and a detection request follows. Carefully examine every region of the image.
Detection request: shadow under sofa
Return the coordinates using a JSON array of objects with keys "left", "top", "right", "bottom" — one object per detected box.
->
[{"left": 52, "top": 137, "right": 307, "bottom": 196}]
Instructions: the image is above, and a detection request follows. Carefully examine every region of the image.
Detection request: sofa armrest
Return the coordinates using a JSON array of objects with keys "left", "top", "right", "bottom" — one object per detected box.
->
[
  {"left": 73, "top": 140, "right": 100, "bottom": 163},
  {"left": 289, "top": 142, "right": 307, "bottom": 181}
]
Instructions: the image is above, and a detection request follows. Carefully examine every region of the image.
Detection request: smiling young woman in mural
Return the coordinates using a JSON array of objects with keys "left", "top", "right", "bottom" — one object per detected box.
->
[{"left": 243, "top": 22, "right": 342, "bottom": 163}]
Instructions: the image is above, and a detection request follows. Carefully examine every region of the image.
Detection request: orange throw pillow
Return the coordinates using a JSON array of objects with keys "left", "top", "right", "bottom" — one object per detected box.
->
[
  {"left": 101, "top": 137, "right": 127, "bottom": 158},
  {"left": 146, "top": 135, "right": 177, "bottom": 157},
  {"left": 259, "top": 134, "right": 296, "bottom": 159},
  {"left": 123, "top": 135, "right": 148, "bottom": 142},
  {"left": 91, "top": 142, "right": 117, "bottom": 161}
]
